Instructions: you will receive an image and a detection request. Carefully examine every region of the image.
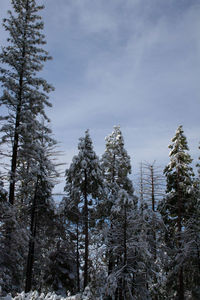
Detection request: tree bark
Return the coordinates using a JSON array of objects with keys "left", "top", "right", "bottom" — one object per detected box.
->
[
  {"left": 177, "top": 168, "right": 184, "bottom": 300},
  {"left": 25, "top": 179, "right": 38, "bottom": 292},
  {"left": 108, "top": 154, "right": 116, "bottom": 276},
  {"left": 76, "top": 221, "right": 80, "bottom": 292}
]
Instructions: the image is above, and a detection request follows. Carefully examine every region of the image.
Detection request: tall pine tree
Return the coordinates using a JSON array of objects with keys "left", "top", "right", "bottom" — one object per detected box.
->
[
  {"left": 101, "top": 126, "right": 140, "bottom": 299},
  {"left": 159, "top": 125, "right": 195, "bottom": 300},
  {"left": 63, "top": 130, "right": 104, "bottom": 290},
  {"left": 0, "top": 0, "right": 54, "bottom": 205}
]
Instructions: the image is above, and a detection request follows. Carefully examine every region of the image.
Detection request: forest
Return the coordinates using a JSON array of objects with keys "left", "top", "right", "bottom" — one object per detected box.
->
[{"left": 0, "top": 1, "right": 200, "bottom": 300}]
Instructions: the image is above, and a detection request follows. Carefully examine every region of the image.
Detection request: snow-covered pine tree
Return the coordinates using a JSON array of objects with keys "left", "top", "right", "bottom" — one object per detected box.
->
[
  {"left": 180, "top": 143, "right": 200, "bottom": 298},
  {"left": 17, "top": 124, "right": 58, "bottom": 293},
  {"left": 0, "top": 0, "right": 54, "bottom": 205},
  {"left": 101, "top": 126, "right": 133, "bottom": 203},
  {"left": 61, "top": 184, "right": 81, "bottom": 293},
  {"left": 42, "top": 214, "right": 77, "bottom": 296},
  {"left": 63, "top": 130, "right": 104, "bottom": 290},
  {"left": 0, "top": 174, "right": 27, "bottom": 295},
  {"left": 101, "top": 126, "right": 141, "bottom": 299},
  {"left": 159, "top": 125, "right": 195, "bottom": 300}
]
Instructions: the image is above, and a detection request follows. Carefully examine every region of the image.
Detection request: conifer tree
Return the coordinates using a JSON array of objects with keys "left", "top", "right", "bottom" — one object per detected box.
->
[
  {"left": 0, "top": 0, "right": 53, "bottom": 205},
  {"left": 101, "top": 126, "right": 140, "bottom": 299},
  {"left": 19, "top": 125, "right": 58, "bottom": 292},
  {"left": 159, "top": 125, "right": 195, "bottom": 300},
  {"left": 63, "top": 130, "right": 104, "bottom": 289},
  {"left": 101, "top": 126, "right": 133, "bottom": 202},
  {"left": 42, "top": 214, "right": 77, "bottom": 296},
  {"left": 0, "top": 176, "right": 27, "bottom": 295},
  {"left": 181, "top": 143, "right": 200, "bottom": 298},
  {"left": 61, "top": 188, "right": 81, "bottom": 292}
]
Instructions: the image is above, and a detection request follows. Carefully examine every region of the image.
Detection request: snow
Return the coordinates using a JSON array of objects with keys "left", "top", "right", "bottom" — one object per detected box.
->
[{"left": 2, "top": 291, "right": 82, "bottom": 300}]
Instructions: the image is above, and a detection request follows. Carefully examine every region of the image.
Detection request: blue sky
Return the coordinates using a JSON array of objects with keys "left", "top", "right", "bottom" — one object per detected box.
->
[{"left": 0, "top": 0, "right": 200, "bottom": 193}]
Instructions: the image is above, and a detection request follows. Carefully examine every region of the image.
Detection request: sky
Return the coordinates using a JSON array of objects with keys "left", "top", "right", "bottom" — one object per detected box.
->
[{"left": 0, "top": 0, "right": 200, "bottom": 194}]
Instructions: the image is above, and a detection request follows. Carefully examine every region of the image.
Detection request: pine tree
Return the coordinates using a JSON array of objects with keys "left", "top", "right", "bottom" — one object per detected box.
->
[
  {"left": 63, "top": 130, "right": 104, "bottom": 290},
  {"left": 0, "top": 0, "right": 54, "bottom": 205},
  {"left": 42, "top": 213, "right": 77, "bottom": 296},
  {"left": 101, "top": 126, "right": 133, "bottom": 202},
  {"left": 159, "top": 125, "right": 195, "bottom": 300},
  {"left": 0, "top": 176, "right": 27, "bottom": 295},
  {"left": 101, "top": 126, "right": 140, "bottom": 299},
  {"left": 61, "top": 190, "right": 81, "bottom": 292},
  {"left": 181, "top": 143, "right": 200, "bottom": 298},
  {"left": 19, "top": 125, "right": 58, "bottom": 292}
]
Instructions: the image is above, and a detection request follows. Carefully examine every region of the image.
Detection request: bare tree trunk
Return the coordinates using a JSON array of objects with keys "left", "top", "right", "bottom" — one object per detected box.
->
[{"left": 139, "top": 162, "right": 144, "bottom": 215}]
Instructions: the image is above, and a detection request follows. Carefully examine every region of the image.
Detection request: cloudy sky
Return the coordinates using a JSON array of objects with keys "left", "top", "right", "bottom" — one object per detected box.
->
[{"left": 0, "top": 0, "right": 200, "bottom": 193}]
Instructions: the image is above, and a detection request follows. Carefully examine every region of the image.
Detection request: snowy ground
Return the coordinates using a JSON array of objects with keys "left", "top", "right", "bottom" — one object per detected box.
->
[{"left": 0, "top": 291, "right": 82, "bottom": 300}]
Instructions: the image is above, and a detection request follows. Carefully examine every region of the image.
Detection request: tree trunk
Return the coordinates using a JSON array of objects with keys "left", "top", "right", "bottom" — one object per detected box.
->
[
  {"left": 122, "top": 205, "right": 127, "bottom": 298},
  {"left": 25, "top": 179, "right": 38, "bottom": 292},
  {"left": 76, "top": 221, "right": 80, "bottom": 292},
  {"left": 123, "top": 206, "right": 127, "bottom": 266},
  {"left": 108, "top": 222, "right": 114, "bottom": 275},
  {"left": 150, "top": 166, "right": 157, "bottom": 262},
  {"left": 9, "top": 105, "right": 20, "bottom": 204},
  {"left": 108, "top": 154, "right": 116, "bottom": 276},
  {"left": 178, "top": 267, "right": 184, "bottom": 300},
  {"left": 83, "top": 169, "right": 89, "bottom": 288},
  {"left": 177, "top": 168, "right": 184, "bottom": 300}
]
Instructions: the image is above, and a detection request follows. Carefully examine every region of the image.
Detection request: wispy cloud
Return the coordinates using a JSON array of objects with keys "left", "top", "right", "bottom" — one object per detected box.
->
[{"left": 0, "top": 0, "right": 199, "bottom": 193}]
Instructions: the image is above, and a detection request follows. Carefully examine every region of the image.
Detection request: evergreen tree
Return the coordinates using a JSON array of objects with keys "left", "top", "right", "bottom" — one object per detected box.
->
[
  {"left": 101, "top": 126, "right": 133, "bottom": 203},
  {"left": 0, "top": 0, "right": 54, "bottom": 205},
  {"left": 63, "top": 130, "right": 104, "bottom": 290},
  {"left": 159, "top": 125, "right": 195, "bottom": 299},
  {"left": 101, "top": 126, "right": 142, "bottom": 299},
  {"left": 0, "top": 177, "right": 27, "bottom": 295},
  {"left": 60, "top": 189, "right": 81, "bottom": 293},
  {"left": 180, "top": 143, "right": 200, "bottom": 298},
  {"left": 19, "top": 126, "right": 58, "bottom": 293},
  {"left": 42, "top": 213, "right": 77, "bottom": 296}
]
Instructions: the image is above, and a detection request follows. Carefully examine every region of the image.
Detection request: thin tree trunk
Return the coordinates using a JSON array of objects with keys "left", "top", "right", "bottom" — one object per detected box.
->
[
  {"left": 118, "top": 279, "right": 123, "bottom": 300},
  {"left": 76, "top": 221, "right": 80, "bottom": 292},
  {"left": 25, "top": 179, "right": 38, "bottom": 292},
  {"left": 150, "top": 165, "right": 157, "bottom": 262},
  {"left": 83, "top": 169, "right": 89, "bottom": 288},
  {"left": 108, "top": 154, "right": 116, "bottom": 277},
  {"left": 139, "top": 162, "right": 144, "bottom": 215},
  {"left": 122, "top": 205, "right": 127, "bottom": 299},
  {"left": 108, "top": 222, "right": 114, "bottom": 275},
  {"left": 178, "top": 268, "right": 184, "bottom": 300},
  {"left": 177, "top": 168, "right": 184, "bottom": 300},
  {"left": 9, "top": 104, "right": 21, "bottom": 204},
  {"left": 123, "top": 206, "right": 127, "bottom": 266}
]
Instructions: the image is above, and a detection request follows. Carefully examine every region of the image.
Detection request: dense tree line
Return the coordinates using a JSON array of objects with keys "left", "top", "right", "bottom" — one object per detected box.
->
[{"left": 0, "top": 1, "right": 200, "bottom": 299}]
